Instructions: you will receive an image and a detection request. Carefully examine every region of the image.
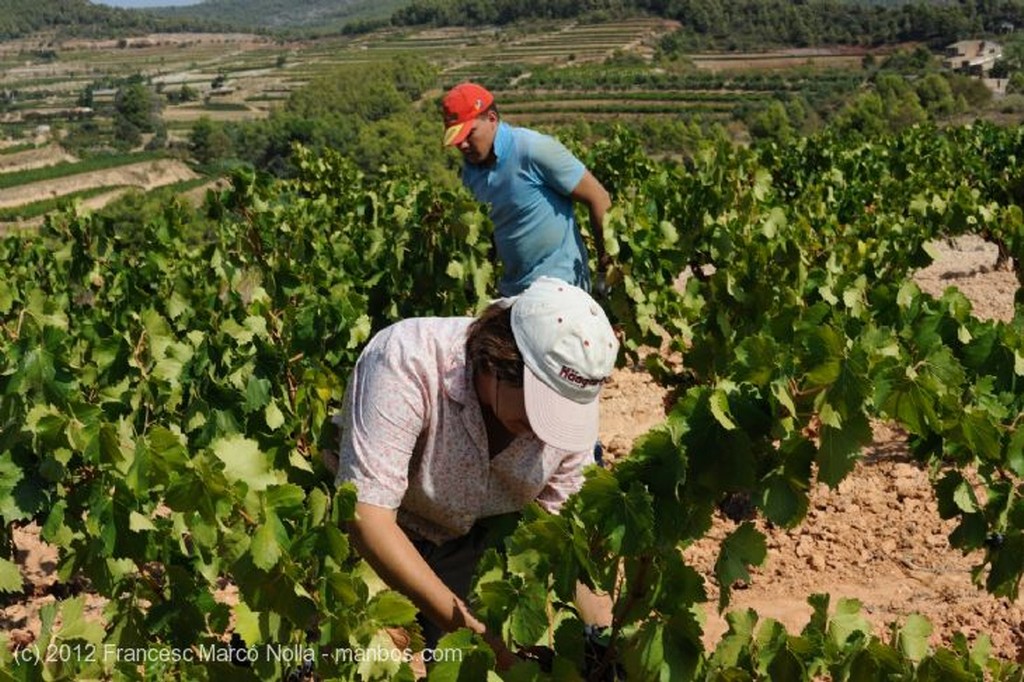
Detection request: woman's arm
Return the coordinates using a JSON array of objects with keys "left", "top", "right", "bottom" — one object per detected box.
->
[{"left": 348, "top": 502, "right": 517, "bottom": 668}]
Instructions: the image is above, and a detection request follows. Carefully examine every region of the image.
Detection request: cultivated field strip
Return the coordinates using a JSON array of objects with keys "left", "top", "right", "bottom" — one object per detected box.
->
[
  {"left": 0, "top": 157, "right": 197, "bottom": 209},
  {"left": 0, "top": 21, "right": 873, "bottom": 216}
]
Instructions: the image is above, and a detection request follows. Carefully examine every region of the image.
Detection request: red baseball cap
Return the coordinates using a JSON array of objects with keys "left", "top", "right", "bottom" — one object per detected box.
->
[{"left": 442, "top": 82, "right": 494, "bottom": 146}]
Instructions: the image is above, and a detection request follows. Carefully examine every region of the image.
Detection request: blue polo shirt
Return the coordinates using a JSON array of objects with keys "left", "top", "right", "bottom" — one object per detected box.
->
[{"left": 461, "top": 123, "right": 589, "bottom": 296}]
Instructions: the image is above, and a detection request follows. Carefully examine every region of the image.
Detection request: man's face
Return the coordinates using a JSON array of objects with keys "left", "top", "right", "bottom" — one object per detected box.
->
[{"left": 456, "top": 110, "right": 499, "bottom": 165}]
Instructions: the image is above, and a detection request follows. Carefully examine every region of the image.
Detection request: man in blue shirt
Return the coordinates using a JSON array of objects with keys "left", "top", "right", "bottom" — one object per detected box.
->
[{"left": 442, "top": 82, "right": 612, "bottom": 298}]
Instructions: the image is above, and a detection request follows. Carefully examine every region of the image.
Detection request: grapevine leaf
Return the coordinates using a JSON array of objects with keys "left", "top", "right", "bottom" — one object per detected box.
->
[
  {"left": 734, "top": 335, "right": 777, "bottom": 386},
  {"left": 222, "top": 317, "right": 255, "bottom": 345},
  {"left": 142, "top": 309, "right": 174, "bottom": 359},
  {"left": 0, "top": 451, "right": 46, "bottom": 521},
  {"left": 0, "top": 453, "right": 26, "bottom": 520},
  {"left": 0, "top": 558, "right": 24, "bottom": 593},
  {"left": 367, "top": 590, "right": 418, "bottom": 626},
  {"left": 662, "top": 612, "right": 702, "bottom": 680},
  {"left": 128, "top": 511, "right": 156, "bottom": 532},
  {"left": 767, "top": 646, "right": 804, "bottom": 680},
  {"left": 898, "top": 614, "right": 932, "bottom": 662},
  {"left": 356, "top": 629, "right": 408, "bottom": 680},
  {"left": 949, "top": 513, "right": 987, "bottom": 552},
  {"left": 715, "top": 522, "right": 767, "bottom": 611},
  {"left": 307, "top": 488, "right": 329, "bottom": 526},
  {"left": 332, "top": 482, "right": 359, "bottom": 525},
  {"left": 966, "top": 633, "right": 992, "bottom": 669},
  {"left": 709, "top": 609, "right": 757, "bottom": 668},
  {"left": 167, "top": 290, "right": 188, "bottom": 320},
  {"left": 771, "top": 379, "right": 798, "bottom": 420},
  {"left": 985, "top": 532, "right": 1024, "bottom": 599},
  {"left": 250, "top": 519, "right": 282, "bottom": 571},
  {"left": 575, "top": 468, "right": 655, "bottom": 556},
  {"left": 753, "top": 168, "right": 772, "bottom": 200},
  {"left": 621, "top": 482, "right": 656, "bottom": 555},
  {"left": 958, "top": 408, "right": 1001, "bottom": 462},
  {"left": 264, "top": 400, "right": 285, "bottom": 430},
  {"left": 147, "top": 426, "right": 189, "bottom": 469},
  {"left": 474, "top": 579, "right": 516, "bottom": 636},
  {"left": 846, "top": 648, "right": 881, "bottom": 678},
  {"left": 816, "top": 412, "right": 871, "bottom": 487},
  {"left": 54, "top": 596, "right": 105, "bottom": 643},
  {"left": 211, "top": 435, "right": 285, "bottom": 492},
  {"left": 446, "top": 260, "right": 465, "bottom": 279},
  {"left": 25, "top": 289, "right": 68, "bottom": 330},
  {"left": 710, "top": 389, "right": 737, "bottom": 430},
  {"left": 828, "top": 598, "right": 870, "bottom": 648},
  {"left": 660, "top": 220, "right": 680, "bottom": 244},
  {"left": 622, "top": 621, "right": 665, "bottom": 682},
  {"left": 510, "top": 582, "right": 550, "bottom": 647},
  {"left": 11, "top": 347, "right": 56, "bottom": 396},
  {"left": 323, "top": 523, "right": 350, "bottom": 563},
  {"left": 288, "top": 449, "right": 314, "bottom": 473},
  {"left": 265, "top": 484, "right": 305, "bottom": 514},
  {"left": 348, "top": 314, "right": 372, "bottom": 349},
  {"left": 762, "top": 471, "right": 808, "bottom": 529},
  {"left": 506, "top": 513, "right": 577, "bottom": 599},
  {"left": 0, "top": 278, "right": 12, "bottom": 314},
  {"left": 233, "top": 601, "right": 263, "bottom": 646},
  {"left": 651, "top": 551, "right": 706, "bottom": 615},
  {"left": 935, "top": 472, "right": 978, "bottom": 519},
  {"left": 429, "top": 629, "right": 495, "bottom": 681},
  {"left": 761, "top": 206, "right": 785, "bottom": 238},
  {"left": 41, "top": 500, "right": 73, "bottom": 547},
  {"left": 1004, "top": 427, "right": 1024, "bottom": 478},
  {"left": 872, "top": 364, "right": 929, "bottom": 432},
  {"left": 802, "top": 326, "right": 843, "bottom": 386},
  {"left": 244, "top": 375, "right": 271, "bottom": 414},
  {"left": 917, "top": 650, "right": 977, "bottom": 681}
]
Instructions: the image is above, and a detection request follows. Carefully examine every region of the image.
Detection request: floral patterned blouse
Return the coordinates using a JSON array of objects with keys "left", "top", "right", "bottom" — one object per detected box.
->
[{"left": 335, "top": 317, "right": 589, "bottom": 544}]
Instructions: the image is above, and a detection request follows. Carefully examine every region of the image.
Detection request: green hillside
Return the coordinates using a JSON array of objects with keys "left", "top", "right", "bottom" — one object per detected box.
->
[
  {"left": 151, "top": 0, "right": 411, "bottom": 31},
  {"left": 0, "top": 0, "right": 225, "bottom": 38},
  {"left": 391, "top": 0, "right": 1024, "bottom": 49}
]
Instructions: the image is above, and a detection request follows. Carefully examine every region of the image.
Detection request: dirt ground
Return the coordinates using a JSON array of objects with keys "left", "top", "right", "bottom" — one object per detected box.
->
[
  {"left": 0, "top": 144, "right": 77, "bottom": 174},
  {"left": 0, "top": 158, "right": 199, "bottom": 210},
  {"left": 2, "top": 237, "right": 1022, "bottom": 665}
]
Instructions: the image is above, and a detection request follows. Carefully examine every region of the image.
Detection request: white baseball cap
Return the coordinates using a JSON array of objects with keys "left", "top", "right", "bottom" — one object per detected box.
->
[{"left": 510, "top": 277, "right": 619, "bottom": 451}]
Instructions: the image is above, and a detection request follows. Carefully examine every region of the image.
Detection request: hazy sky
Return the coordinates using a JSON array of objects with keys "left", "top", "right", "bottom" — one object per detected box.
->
[{"left": 93, "top": 0, "right": 204, "bottom": 7}]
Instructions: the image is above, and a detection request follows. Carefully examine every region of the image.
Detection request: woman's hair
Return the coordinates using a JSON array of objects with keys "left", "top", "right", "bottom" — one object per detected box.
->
[{"left": 465, "top": 302, "right": 523, "bottom": 386}]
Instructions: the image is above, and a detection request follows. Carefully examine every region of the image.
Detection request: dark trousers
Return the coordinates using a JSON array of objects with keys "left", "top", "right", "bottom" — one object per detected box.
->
[{"left": 409, "top": 515, "right": 519, "bottom": 649}]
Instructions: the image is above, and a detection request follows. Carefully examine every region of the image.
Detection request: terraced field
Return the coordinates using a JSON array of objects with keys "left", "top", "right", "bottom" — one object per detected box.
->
[{"left": 0, "top": 18, "right": 877, "bottom": 218}]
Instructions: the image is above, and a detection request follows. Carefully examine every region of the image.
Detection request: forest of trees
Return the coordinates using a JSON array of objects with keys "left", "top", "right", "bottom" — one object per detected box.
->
[
  {"left": 4, "top": 0, "right": 1021, "bottom": 45},
  {"left": 186, "top": 57, "right": 455, "bottom": 180},
  {"left": 0, "top": 0, "right": 226, "bottom": 40},
  {"left": 392, "top": 0, "right": 1024, "bottom": 49},
  {"left": 152, "top": 0, "right": 408, "bottom": 32}
]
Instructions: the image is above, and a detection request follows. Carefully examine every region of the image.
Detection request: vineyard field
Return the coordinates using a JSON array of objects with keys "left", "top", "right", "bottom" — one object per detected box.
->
[
  {"left": 3, "top": 231, "right": 1021, "bottom": 674},
  {"left": 4, "top": 112, "right": 1024, "bottom": 680}
]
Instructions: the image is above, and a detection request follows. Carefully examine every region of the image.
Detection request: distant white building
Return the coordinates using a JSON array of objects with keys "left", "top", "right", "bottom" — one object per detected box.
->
[{"left": 944, "top": 40, "right": 1003, "bottom": 75}]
